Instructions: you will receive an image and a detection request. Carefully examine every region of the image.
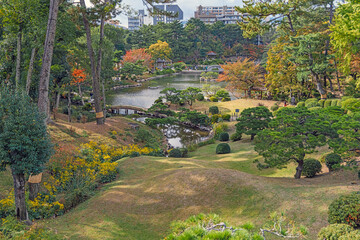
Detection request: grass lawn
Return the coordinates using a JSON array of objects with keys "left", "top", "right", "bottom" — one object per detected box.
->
[{"left": 43, "top": 134, "right": 358, "bottom": 240}]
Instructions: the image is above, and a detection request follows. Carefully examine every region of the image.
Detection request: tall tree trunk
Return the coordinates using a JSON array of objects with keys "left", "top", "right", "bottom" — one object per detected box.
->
[
  {"left": 313, "top": 74, "right": 327, "bottom": 98},
  {"left": 55, "top": 90, "right": 61, "bottom": 109},
  {"left": 79, "top": 0, "right": 104, "bottom": 125},
  {"left": 26, "top": 48, "right": 38, "bottom": 95},
  {"left": 334, "top": 61, "right": 343, "bottom": 96},
  {"left": 15, "top": 27, "right": 22, "bottom": 91},
  {"left": 102, "top": 80, "right": 107, "bottom": 122},
  {"left": 38, "top": 0, "right": 60, "bottom": 123},
  {"left": 12, "top": 172, "right": 28, "bottom": 220},
  {"left": 78, "top": 84, "right": 85, "bottom": 106},
  {"left": 294, "top": 159, "right": 304, "bottom": 179},
  {"left": 68, "top": 87, "right": 72, "bottom": 122}
]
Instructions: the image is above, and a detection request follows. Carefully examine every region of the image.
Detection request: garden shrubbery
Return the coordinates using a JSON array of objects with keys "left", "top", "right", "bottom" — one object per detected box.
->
[
  {"left": 230, "top": 132, "right": 242, "bottom": 142},
  {"left": 216, "top": 143, "right": 231, "bottom": 154},
  {"left": 302, "top": 158, "right": 322, "bottom": 178},
  {"left": 328, "top": 192, "right": 360, "bottom": 228},
  {"left": 209, "top": 106, "right": 219, "bottom": 115},
  {"left": 169, "top": 148, "right": 183, "bottom": 158},
  {"left": 219, "top": 132, "right": 229, "bottom": 141},
  {"left": 317, "top": 224, "right": 355, "bottom": 240},
  {"left": 325, "top": 153, "right": 342, "bottom": 171}
]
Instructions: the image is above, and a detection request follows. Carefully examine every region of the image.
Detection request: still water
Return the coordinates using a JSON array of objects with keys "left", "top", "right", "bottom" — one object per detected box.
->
[{"left": 108, "top": 74, "right": 224, "bottom": 148}]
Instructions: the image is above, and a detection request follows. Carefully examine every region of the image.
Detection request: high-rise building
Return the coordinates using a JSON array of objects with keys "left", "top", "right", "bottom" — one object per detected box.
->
[
  {"left": 194, "top": 5, "right": 248, "bottom": 24},
  {"left": 153, "top": 5, "right": 183, "bottom": 25}
]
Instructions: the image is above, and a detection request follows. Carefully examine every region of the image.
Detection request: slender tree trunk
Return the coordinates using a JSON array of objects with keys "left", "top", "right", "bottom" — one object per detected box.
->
[
  {"left": 68, "top": 87, "right": 72, "bottom": 122},
  {"left": 12, "top": 172, "right": 28, "bottom": 221},
  {"left": 313, "top": 74, "right": 327, "bottom": 98},
  {"left": 334, "top": 61, "right": 343, "bottom": 96},
  {"left": 28, "top": 183, "right": 40, "bottom": 201},
  {"left": 26, "top": 48, "right": 38, "bottom": 95},
  {"left": 102, "top": 80, "right": 107, "bottom": 122},
  {"left": 55, "top": 90, "right": 61, "bottom": 109},
  {"left": 38, "top": 0, "right": 60, "bottom": 123},
  {"left": 78, "top": 84, "right": 85, "bottom": 106},
  {"left": 294, "top": 159, "right": 304, "bottom": 179},
  {"left": 15, "top": 27, "right": 22, "bottom": 90},
  {"left": 79, "top": 0, "right": 104, "bottom": 125}
]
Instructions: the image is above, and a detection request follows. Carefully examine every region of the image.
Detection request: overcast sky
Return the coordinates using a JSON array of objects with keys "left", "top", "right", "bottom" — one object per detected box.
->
[{"left": 115, "top": 0, "right": 244, "bottom": 27}]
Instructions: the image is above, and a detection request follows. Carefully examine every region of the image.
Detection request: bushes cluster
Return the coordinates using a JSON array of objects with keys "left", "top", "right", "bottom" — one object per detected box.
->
[
  {"left": 210, "top": 96, "right": 218, "bottom": 102},
  {"left": 214, "top": 123, "right": 228, "bottom": 140},
  {"left": 155, "top": 68, "right": 175, "bottom": 75},
  {"left": 219, "top": 132, "right": 229, "bottom": 141},
  {"left": 209, "top": 106, "right": 219, "bottom": 115},
  {"left": 325, "top": 153, "right": 342, "bottom": 171},
  {"left": 298, "top": 97, "right": 360, "bottom": 114},
  {"left": 297, "top": 102, "right": 305, "bottom": 107},
  {"left": 216, "top": 143, "right": 231, "bottom": 154},
  {"left": 222, "top": 114, "right": 231, "bottom": 121},
  {"left": 230, "top": 132, "right": 242, "bottom": 141},
  {"left": 317, "top": 224, "right": 358, "bottom": 240},
  {"left": 328, "top": 192, "right": 360, "bottom": 228},
  {"left": 302, "top": 158, "right": 322, "bottom": 178},
  {"left": 169, "top": 148, "right": 182, "bottom": 158},
  {"left": 196, "top": 93, "right": 205, "bottom": 101}
]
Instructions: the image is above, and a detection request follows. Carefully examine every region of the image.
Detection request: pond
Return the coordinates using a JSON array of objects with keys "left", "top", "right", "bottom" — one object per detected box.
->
[{"left": 108, "top": 74, "right": 225, "bottom": 148}]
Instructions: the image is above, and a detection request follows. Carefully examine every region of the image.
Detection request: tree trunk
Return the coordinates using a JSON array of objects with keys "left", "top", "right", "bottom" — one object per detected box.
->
[
  {"left": 294, "top": 160, "right": 304, "bottom": 179},
  {"left": 78, "top": 84, "right": 85, "bottom": 106},
  {"left": 12, "top": 172, "right": 28, "bottom": 220},
  {"left": 313, "top": 74, "right": 327, "bottom": 98},
  {"left": 251, "top": 134, "right": 255, "bottom": 141},
  {"left": 102, "top": 80, "right": 107, "bottom": 122},
  {"left": 26, "top": 48, "right": 38, "bottom": 95},
  {"left": 38, "top": 0, "right": 60, "bottom": 123},
  {"left": 68, "top": 87, "right": 72, "bottom": 122},
  {"left": 55, "top": 90, "right": 61, "bottom": 109},
  {"left": 80, "top": 0, "right": 104, "bottom": 125},
  {"left": 15, "top": 27, "right": 22, "bottom": 91}
]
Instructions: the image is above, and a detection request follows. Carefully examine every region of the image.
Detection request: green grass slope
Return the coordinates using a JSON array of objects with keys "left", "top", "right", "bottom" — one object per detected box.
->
[{"left": 44, "top": 139, "right": 359, "bottom": 240}]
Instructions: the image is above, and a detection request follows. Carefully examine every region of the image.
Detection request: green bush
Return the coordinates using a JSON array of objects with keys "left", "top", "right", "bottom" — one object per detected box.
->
[
  {"left": 216, "top": 143, "right": 231, "bottom": 154},
  {"left": 305, "top": 98, "right": 318, "bottom": 108},
  {"left": 324, "top": 99, "right": 333, "bottom": 108},
  {"left": 308, "top": 107, "right": 322, "bottom": 111},
  {"left": 222, "top": 114, "right": 231, "bottom": 121},
  {"left": 302, "top": 158, "right": 322, "bottom": 178},
  {"left": 318, "top": 99, "right": 325, "bottom": 108},
  {"left": 214, "top": 123, "right": 228, "bottom": 139},
  {"left": 297, "top": 102, "right": 305, "bottom": 107},
  {"left": 325, "top": 153, "right": 342, "bottom": 171},
  {"left": 169, "top": 148, "right": 183, "bottom": 158},
  {"left": 179, "top": 148, "right": 188, "bottom": 158},
  {"left": 230, "top": 132, "right": 242, "bottom": 142},
  {"left": 339, "top": 230, "right": 360, "bottom": 240},
  {"left": 211, "top": 114, "right": 221, "bottom": 124},
  {"left": 210, "top": 96, "right": 218, "bottom": 102},
  {"left": 219, "top": 132, "right": 229, "bottom": 141},
  {"left": 196, "top": 93, "right": 205, "bottom": 101},
  {"left": 82, "top": 102, "right": 93, "bottom": 111},
  {"left": 331, "top": 99, "right": 339, "bottom": 107},
  {"left": 341, "top": 98, "right": 360, "bottom": 112},
  {"left": 317, "top": 224, "right": 354, "bottom": 240},
  {"left": 337, "top": 99, "right": 343, "bottom": 107},
  {"left": 328, "top": 192, "right": 360, "bottom": 228},
  {"left": 271, "top": 104, "right": 279, "bottom": 111},
  {"left": 209, "top": 106, "right": 219, "bottom": 115}
]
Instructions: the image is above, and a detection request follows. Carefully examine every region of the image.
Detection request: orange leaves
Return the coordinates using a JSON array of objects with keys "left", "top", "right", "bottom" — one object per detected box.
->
[
  {"left": 71, "top": 68, "right": 86, "bottom": 85},
  {"left": 121, "top": 48, "right": 153, "bottom": 69}
]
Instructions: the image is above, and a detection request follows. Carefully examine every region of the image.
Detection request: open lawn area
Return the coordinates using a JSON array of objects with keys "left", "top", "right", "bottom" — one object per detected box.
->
[{"left": 42, "top": 136, "right": 359, "bottom": 240}]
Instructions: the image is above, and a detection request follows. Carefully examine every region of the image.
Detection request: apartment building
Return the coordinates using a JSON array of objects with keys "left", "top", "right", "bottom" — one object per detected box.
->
[
  {"left": 194, "top": 5, "right": 247, "bottom": 24},
  {"left": 152, "top": 5, "right": 183, "bottom": 25}
]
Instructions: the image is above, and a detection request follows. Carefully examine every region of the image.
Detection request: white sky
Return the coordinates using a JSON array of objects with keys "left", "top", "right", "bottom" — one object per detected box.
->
[{"left": 115, "top": 0, "right": 244, "bottom": 27}]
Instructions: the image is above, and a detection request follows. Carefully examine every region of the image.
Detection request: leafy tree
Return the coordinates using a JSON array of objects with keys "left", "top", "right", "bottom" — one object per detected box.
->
[
  {"left": 160, "top": 87, "right": 181, "bottom": 104},
  {"left": 148, "top": 40, "right": 172, "bottom": 60},
  {"left": 180, "top": 87, "right": 201, "bottom": 108},
  {"left": 255, "top": 107, "right": 335, "bottom": 178},
  {"left": 121, "top": 48, "right": 153, "bottom": 70},
  {"left": 118, "top": 62, "right": 145, "bottom": 80},
  {"left": 236, "top": 106, "right": 272, "bottom": 140},
  {"left": 0, "top": 88, "right": 53, "bottom": 220},
  {"left": 218, "top": 58, "right": 263, "bottom": 98}
]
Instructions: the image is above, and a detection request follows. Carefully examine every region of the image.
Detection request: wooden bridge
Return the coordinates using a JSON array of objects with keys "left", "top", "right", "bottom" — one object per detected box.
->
[{"left": 109, "top": 105, "right": 148, "bottom": 115}]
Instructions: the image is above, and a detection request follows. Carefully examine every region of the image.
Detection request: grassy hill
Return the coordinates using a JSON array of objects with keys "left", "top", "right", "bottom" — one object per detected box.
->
[{"left": 43, "top": 138, "right": 359, "bottom": 239}]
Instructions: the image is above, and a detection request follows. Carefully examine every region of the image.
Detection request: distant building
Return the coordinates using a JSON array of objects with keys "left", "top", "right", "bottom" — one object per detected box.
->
[
  {"left": 128, "top": 10, "right": 153, "bottom": 31},
  {"left": 194, "top": 5, "right": 248, "bottom": 24},
  {"left": 106, "top": 20, "right": 127, "bottom": 30},
  {"left": 152, "top": 5, "right": 183, "bottom": 24}
]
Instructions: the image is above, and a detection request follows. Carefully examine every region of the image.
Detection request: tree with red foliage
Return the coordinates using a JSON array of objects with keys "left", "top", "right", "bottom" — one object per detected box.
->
[{"left": 121, "top": 48, "right": 153, "bottom": 70}]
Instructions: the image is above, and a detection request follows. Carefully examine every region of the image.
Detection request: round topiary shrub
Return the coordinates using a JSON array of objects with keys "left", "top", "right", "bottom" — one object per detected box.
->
[
  {"left": 324, "top": 99, "right": 333, "bottom": 108},
  {"left": 210, "top": 96, "right": 218, "bottom": 102},
  {"left": 308, "top": 107, "right": 322, "bottom": 111},
  {"left": 196, "top": 93, "right": 205, "bottom": 101},
  {"left": 325, "top": 153, "right": 342, "bottom": 171},
  {"left": 297, "top": 102, "right": 305, "bottom": 108},
  {"left": 216, "top": 143, "right": 231, "bottom": 154},
  {"left": 318, "top": 99, "right": 325, "bottom": 108},
  {"left": 339, "top": 230, "right": 360, "bottom": 240},
  {"left": 221, "top": 114, "right": 231, "bottom": 121},
  {"left": 317, "top": 224, "right": 354, "bottom": 240},
  {"left": 331, "top": 99, "right": 339, "bottom": 107},
  {"left": 169, "top": 148, "right": 183, "bottom": 158},
  {"left": 328, "top": 192, "right": 360, "bottom": 228},
  {"left": 209, "top": 106, "right": 219, "bottom": 115},
  {"left": 219, "top": 132, "right": 229, "bottom": 141},
  {"left": 230, "top": 132, "right": 242, "bottom": 142},
  {"left": 302, "top": 158, "right": 322, "bottom": 178}
]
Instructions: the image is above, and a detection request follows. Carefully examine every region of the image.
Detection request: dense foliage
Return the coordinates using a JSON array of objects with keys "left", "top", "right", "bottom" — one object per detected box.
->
[
  {"left": 216, "top": 143, "right": 231, "bottom": 154},
  {"left": 328, "top": 192, "right": 360, "bottom": 228},
  {"left": 302, "top": 159, "right": 322, "bottom": 178}
]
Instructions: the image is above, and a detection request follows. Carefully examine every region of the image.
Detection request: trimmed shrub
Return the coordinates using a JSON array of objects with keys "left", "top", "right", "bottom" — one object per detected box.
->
[
  {"left": 216, "top": 143, "right": 231, "bottom": 154},
  {"left": 271, "top": 104, "right": 279, "bottom": 111},
  {"left": 337, "top": 99, "right": 343, "bottom": 107},
  {"left": 318, "top": 99, "right": 325, "bottom": 108},
  {"left": 328, "top": 192, "right": 360, "bottom": 228},
  {"left": 222, "top": 114, "right": 231, "bottom": 121},
  {"left": 214, "top": 123, "right": 228, "bottom": 139},
  {"left": 297, "top": 102, "right": 305, "bottom": 108},
  {"left": 230, "top": 132, "right": 242, "bottom": 142},
  {"left": 305, "top": 98, "right": 318, "bottom": 108},
  {"left": 179, "top": 148, "right": 188, "bottom": 158},
  {"left": 196, "top": 93, "right": 205, "bottom": 101},
  {"left": 308, "top": 107, "right": 322, "bottom": 111},
  {"left": 211, "top": 114, "right": 221, "bottom": 124},
  {"left": 317, "top": 224, "right": 354, "bottom": 240},
  {"left": 331, "top": 99, "right": 339, "bottom": 107},
  {"left": 209, "top": 106, "right": 219, "bottom": 115},
  {"left": 219, "top": 132, "right": 229, "bottom": 141},
  {"left": 339, "top": 230, "right": 360, "bottom": 240},
  {"left": 302, "top": 158, "right": 322, "bottom": 178},
  {"left": 325, "top": 153, "right": 342, "bottom": 171},
  {"left": 169, "top": 148, "right": 183, "bottom": 158},
  {"left": 324, "top": 99, "right": 333, "bottom": 108},
  {"left": 210, "top": 96, "right": 218, "bottom": 102}
]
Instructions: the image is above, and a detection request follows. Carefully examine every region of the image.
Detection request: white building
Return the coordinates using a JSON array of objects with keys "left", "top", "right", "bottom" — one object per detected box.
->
[{"left": 194, "top": 5, "right": 248, "bottom": 24}]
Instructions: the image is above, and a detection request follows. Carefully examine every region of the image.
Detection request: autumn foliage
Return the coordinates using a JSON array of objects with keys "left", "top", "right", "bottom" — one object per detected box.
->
[
  {"left": 71, "top": 68, "right": 87, "bottom": 85},
  {"left": 121, "top": 48, "right": 153, "bottom": 70}
]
